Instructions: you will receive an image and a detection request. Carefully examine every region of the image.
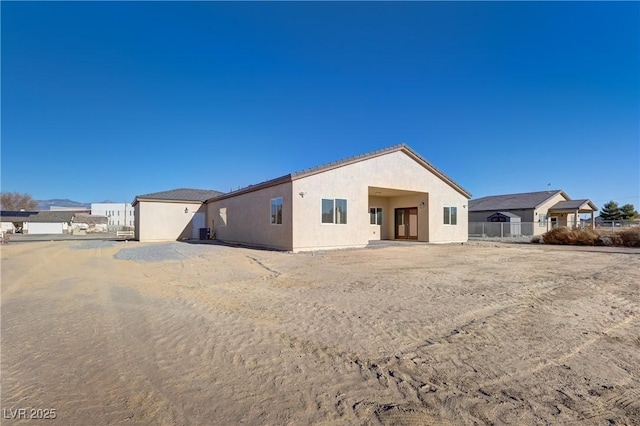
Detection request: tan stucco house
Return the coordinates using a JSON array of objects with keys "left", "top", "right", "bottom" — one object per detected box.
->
[
  {"left": 206, "top": 144, "right": 471, "bottom": 252},
  {"left": 469, "top": 190, "right": 597, "bottom": 236},
  {"left": 132, "top": 188, "right": 223, "bottom": 242}
]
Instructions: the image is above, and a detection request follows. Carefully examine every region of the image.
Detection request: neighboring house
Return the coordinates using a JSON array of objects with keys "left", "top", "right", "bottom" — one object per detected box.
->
[
  {"left": 206, "top": 144, "right": 471, "bottom": 252},
  {"left": 0, "top": 211, "right": 75, "bottom": 234},
  {"left": 469, "top": 190, "right": 597, "bottom": 236},
  {"left": 91, "top": 203, "right": 135, "bottom": 227},
  {"left": 72, "top": 214, "right": 108, "bottom": 233},
  {"left": 132, "top": 189, "right": 224, "bottom": 242}
]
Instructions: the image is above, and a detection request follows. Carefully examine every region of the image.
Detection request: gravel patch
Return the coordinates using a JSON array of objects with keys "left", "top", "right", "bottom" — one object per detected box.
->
[
  {"left": 114, "top": 242, "right": 216, "bottom": 262},
  {"left": 71, "top": 240, "right": 119, "bottom": 250}
]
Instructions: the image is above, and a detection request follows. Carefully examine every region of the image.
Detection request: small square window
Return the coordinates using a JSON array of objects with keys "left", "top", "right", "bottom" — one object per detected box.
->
[{"left": 322, "top": 199, "right": 347, "bottom": 224}]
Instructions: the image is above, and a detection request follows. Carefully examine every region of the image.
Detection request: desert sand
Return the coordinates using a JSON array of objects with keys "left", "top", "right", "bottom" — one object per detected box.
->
[{"left": 1, "top": 240, "right": 639, "bottom": 425}]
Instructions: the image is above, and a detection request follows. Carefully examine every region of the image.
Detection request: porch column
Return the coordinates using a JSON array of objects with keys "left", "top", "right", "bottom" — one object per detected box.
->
[
  {"left": 575, "top": 209, "right": 579, "bottom": 228},
  {"left": 591, "top": 211, "right": 594, "bottom": 228}
]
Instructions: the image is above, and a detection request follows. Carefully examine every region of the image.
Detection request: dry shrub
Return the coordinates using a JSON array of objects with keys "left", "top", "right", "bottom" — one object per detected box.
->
[
  {"left": 572, "top": 228, "right": 600, "bottom": 245},
  {"left": 618, "top": 227, "right": 640, "bottom": 247},
  {"left": 542, "top": 227, "right": 600, "bottom": 245},
  {"left": 542, "top": 227, "right": 571, "bottom": 244}
]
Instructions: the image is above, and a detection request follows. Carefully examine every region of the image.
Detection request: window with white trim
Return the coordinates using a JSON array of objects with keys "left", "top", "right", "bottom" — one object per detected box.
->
[
  {"left": 443, "top": 206, "right": 457, "bottom": 225},
  {"left": 271, "top": 197, "right": 283, "bottom": 225},
  {"left": 370, "top": 207, "right": 382, "bottom": 225},
  {"left": 539, "top": 213, "right": 547, "bottom": 226},
  {"left": 322, "top": 199, "right": 347, "bottom": 224}
]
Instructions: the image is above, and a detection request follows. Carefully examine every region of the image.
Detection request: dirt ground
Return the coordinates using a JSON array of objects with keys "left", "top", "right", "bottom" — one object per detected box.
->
[{"left": 1, "top": 240, "right": 639, "bottom": 425}]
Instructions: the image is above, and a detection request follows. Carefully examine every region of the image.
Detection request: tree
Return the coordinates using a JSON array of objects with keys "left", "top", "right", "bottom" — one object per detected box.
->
[
  {"left": 600, "top": 201, "right": 621, "bottom": 220},
  {"left": 619, "top": 204, "right": 638, "bottom": 220},
  {"left": 0, "top": 192, "right": 38, "bottom": 211}
]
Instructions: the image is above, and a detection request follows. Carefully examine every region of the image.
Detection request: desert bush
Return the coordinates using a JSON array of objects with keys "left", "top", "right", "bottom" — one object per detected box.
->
[
  {"left": 542, "top": 227, "right": 600, "bottom": 245},
  {"left": 530, "top": 235, "right": 543, "bottom": 243},
  {"left": 572, "top": 228, "right": 600, "bottom": 245},
  {"left": 542, "top": 226, "right": 640, "bottom": 246},
  {"left": 542, "top": 227, "right": 570, "bottom": 244},
  {"left": 617, "top": 227, "right": 640, "bottom": 247}
]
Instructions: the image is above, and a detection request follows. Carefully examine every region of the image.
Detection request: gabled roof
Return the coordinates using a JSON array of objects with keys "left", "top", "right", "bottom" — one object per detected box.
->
[
  {"left": 549, "top": 199, "right": 598, "bottom": 211},
  {"left": 132, "top": 188, "right": 224, "bottom": 206},
  {"left": 469, "top": 190, "right": 567, "bottom": 211},
  {"left": 207, "top": 144, "right": 471, "bottom": 202},
  {"left": 489, "top": 211, "right": 521, "bottom": 219},
  {"left": 0, "top": 210, "right": 74, "bottom": 223},
  {"left": 72, "top": 214, "right": 108, "bottom": 225}
]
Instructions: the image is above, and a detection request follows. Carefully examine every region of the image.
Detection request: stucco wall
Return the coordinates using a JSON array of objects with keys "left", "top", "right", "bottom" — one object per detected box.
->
[
  {"left": 137, "top": 201, "right": 204, "bottom": 242},
  {"left": 290, "top": 150, "right": 468, "bottom": 251},
  {"left": 207, "top": 182, "right": 293, "bottom": 250},
  {"left": 367, "top": 196, "right": 389, "bottom": 240},
  {"left": 533, "top": 192, "right": 570, "bottom": 235}
]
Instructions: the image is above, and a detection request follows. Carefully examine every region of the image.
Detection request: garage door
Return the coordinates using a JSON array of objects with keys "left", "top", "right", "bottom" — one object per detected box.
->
[{"left": 28, "top": 222, "right": 64, "bottom": 234}]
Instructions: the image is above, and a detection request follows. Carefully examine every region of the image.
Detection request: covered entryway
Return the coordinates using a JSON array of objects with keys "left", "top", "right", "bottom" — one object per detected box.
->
[
  {"left": 548, "top": 199, "right": 598, "bottom": 230},
  {"left": 395, "top": 208, "right": 418, "bottom": 239},
  {"left": 368, "top": 186, "right": 428, "bottom": 242}
]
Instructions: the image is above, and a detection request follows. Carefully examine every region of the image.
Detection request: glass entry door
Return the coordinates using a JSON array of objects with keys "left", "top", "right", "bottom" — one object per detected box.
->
[{"left": 395, "top": 208, "right": 418, "bottom": 239}]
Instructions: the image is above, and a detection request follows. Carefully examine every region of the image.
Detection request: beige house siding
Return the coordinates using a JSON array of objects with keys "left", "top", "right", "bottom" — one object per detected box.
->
[
  {"left": 136, "top": 200, "right": 205, "bottom": 242},
  {"left": 290, "top": 150, "right": 468, "bottom": 251},
  {"left": 533, "top": 192, "right": 570, "bottom": 235},
  {"left": 207, "top": 182, "right": 293, "bottom": 250},
  {"left": 367, "top": 195, "right": 389, "bottom": 240}
]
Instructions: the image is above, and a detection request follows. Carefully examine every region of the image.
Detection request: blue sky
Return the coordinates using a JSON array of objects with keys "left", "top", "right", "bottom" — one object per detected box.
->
[{"left": 2, "top": 2, "right": 639, "bottom": 210}]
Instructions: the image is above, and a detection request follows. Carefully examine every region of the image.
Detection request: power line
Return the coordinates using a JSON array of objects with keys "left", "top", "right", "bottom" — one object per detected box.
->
[{"left": 591, "top": 195, "right": 640, "bottom": 203}]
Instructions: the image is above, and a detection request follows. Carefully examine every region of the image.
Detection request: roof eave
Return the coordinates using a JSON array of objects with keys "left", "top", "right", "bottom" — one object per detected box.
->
[
  {"left": 291, "top": 144, "right": 472, "bottom": 199},
  {"left": 206, "top": 175, "right": 293, "bottom": 203},
  {"left": 133, "top": 197, "right": 206, "bottom": 205},
  {"left": 533, "top": 190, "right": 568, "bottom": 210}
]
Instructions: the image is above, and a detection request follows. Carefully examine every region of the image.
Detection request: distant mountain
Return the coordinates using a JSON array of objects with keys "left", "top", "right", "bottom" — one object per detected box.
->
[{"left": 36, "top": 199, "right": 91, "bottom": 211}]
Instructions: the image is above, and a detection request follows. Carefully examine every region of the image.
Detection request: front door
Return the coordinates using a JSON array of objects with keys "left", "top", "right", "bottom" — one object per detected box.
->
[{"left": 395, "top": 208, "right": 418, "bottom": 239}]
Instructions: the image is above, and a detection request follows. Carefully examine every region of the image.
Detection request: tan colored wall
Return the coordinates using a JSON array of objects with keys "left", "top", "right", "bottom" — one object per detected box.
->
[
  {"left": 290, "top": 150, "right": 468, "bottom": 251},
  {"left": 533, "top": 192, "right": 570, "bottom": 235},
  {"left": 207, "top": 182, "right": 293, "bottom": 250},
  {"left": 367, "top": 196, "right": 389, "bottom": 240},
  {"left": 137, "top": 201, "right": 204, "bottom": 242}
]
